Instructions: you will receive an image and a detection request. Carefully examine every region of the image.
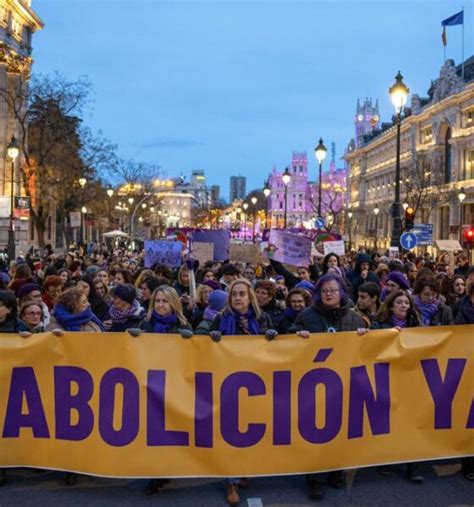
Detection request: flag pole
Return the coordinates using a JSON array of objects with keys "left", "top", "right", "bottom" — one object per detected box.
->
[{"left": 461, "top": 6, "right": 465, "bottom": 80}]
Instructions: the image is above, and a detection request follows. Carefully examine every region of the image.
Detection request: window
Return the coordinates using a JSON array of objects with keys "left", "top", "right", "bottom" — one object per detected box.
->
[
  {"left": 421, "top": 126, "right": 432, "bottom": 144},
  {"left": 465, "top": 150, "right": 474, "bottom": 180},
  {"left": 444, "top": 128, "right": 452, "bottom": 184}
]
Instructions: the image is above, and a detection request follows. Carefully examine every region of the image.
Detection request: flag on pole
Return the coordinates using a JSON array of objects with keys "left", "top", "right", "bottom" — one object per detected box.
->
[{"left": 441, "top": 10, "right": 464, "bottom": 26}]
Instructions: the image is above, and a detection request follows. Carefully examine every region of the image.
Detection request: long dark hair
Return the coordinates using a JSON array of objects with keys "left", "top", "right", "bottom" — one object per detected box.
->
[
  {"left": 0, "top": 290, "right": 18, "bottom": 318},
  {"left": 376, "top": 289, "right": 420, "bottom": 326}
]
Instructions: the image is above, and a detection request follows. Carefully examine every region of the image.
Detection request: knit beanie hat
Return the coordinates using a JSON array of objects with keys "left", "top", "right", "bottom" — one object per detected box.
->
[
  {"left": 112, "top": 283, "right": 136, "bottom": 304},
  {"left": 295, "top": 280, "right": 316, "bottom": 295},
  {"left": 9, "top": 277, "right": 35, "bottom": 296},
  {"left": 208, "top": 290, "right": 227, "bottom": 312},
  {"left": 387, "top": 271, "right": 410, "bottom": 290},
  {"left": 327, "top": 266, "right": 343, "bottom": 277},
  {"left": 202, "top": 279, "right": 221, "bottom": 291},
  {"left": 18, "top": 283, "right": 41, "bottom": 300}
]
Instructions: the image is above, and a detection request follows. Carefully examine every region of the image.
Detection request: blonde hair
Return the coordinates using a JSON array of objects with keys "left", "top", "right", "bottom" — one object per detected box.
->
[
  {"left": 147, "top": 285, "right": 188, "bottom": 326},
  {"left": 224, "top": 278, "right": 261, "bottom": 318},
  {"left": 196, "top": 283, "right": 213, "bottom": 306}
]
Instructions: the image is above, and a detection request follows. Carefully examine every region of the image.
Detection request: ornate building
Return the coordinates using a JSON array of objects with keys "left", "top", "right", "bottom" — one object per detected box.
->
[
  {"left": 345, "top": 57, "right": 474, "bottom": 252},
  {"left": 267, "top": 149, "right": 347, "bottom": 229},
  {"left": 0, "top": 0, "right": 43, "bottom": 252}
]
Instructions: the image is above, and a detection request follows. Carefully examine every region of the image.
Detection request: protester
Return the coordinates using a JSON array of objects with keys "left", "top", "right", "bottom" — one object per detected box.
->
[
  {"left": 0, "top": 290, "right": 29, "bottom": 333},
  {"left": 277, "top": 288, "right": 311, "bottom": 334},
  {"left": 174, "top": 264, "right": 191, "bottom": 296},
  {"left": 254, "top": 280, "right": 283, "bottom": 327},
  {"left": 195, "top": 289, "right": 228, "bottom": 334},
  {"left": 208, "top": 278, "right": 276, "bottom": 505},
  {"left": 348, "top": 253, "right": 380, "bottom": 297},
  {"left": 355, "top": 281, "right": 381, "bottom": 328},
  {"left": 289, "top": 273, "right": 365, "bottom": 498},
  {"left": 412, "top": 277, "right": 454, "bottom": 326},
  {"left": 380, "top": 271, "right": 411, "bottom": 302},
  {"left": 139, "top": 276, "right": 162, "bottom": 310},
  {"left": 42, "top": 275, "right": 64, "bottom": 311},
  {"left": 454, "top": 254, "right": 470, "bottom": 278},
  {"left": 219, "top": 263, "right": 240, "bottom": 291},
  {"left": 454, "top": 281, "right": 474, "bottom": 325},
  {"left": 104, "top": 283, "right": 146, "bottom": 332},
  {"left": 18, "top": 283, "right": 51, "bottom": 328},
  {"left": 443, "top": 275, "right": 466, "bottom": 311},
  {"left": 76, "top": 276, "right": 109, "bottom": 321},
  {"left": 94, "top": 279, "right": 111, "bottom": 306},
  {"left": 19, "top": 302, "right": 46, "bottom": 333}
]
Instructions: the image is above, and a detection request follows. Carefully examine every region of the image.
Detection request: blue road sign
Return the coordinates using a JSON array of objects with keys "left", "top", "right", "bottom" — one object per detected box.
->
[
  {"left": 412, "top": 223, "right": 433, "bottom": 246},
  {"left": 400, "top": 232, "right": 418, "bottom": 250},
  {"left": 315, "top": 217, "right": 325, "bottom": 229}
]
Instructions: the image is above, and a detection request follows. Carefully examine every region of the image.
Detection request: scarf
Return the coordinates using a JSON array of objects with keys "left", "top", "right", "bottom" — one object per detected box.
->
[
  {"left": 109, "top": 299, "right": 141, "bottom": 324},
  {"left": 283, "top": 307, "right": 300, "bottom": 321},
  {"left": 460, "top": 296, "right": 474, "bottom": 323},
  {"left": 203, "top": 306, "right": 220, "bottom": 322},
  {"left": 413, "top": 296, "right": 439, "bottom": 326},
  {"left": 151, "top": 311, "right": 179, "bottom": 333},
  {"left": 218, "top": 308, "right": 260, "bottom": 335},
  {"left": 390, "top": 315, "right": 407, "bottom": 328},
  {"left": 54, "top": 304, "right": 105, "bottom": 332}
]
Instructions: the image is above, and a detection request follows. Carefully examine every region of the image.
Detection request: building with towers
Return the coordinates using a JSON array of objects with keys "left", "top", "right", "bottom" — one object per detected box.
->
[
  {"left": 354, "top": 98, "right": 380, "bottom": 147},
  {"left": 229, "top": 175, "right": 246, "bottom": 202}
]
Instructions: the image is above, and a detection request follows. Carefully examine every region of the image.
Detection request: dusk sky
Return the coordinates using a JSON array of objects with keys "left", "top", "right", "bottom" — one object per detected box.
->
[{"left": 32, "top": 1, "right": 473, "bottom": 199}]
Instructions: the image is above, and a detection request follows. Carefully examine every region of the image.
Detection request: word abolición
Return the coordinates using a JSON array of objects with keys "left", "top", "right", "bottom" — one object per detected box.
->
[{"left": 1, "top": 358, "right": 472, "bottom": 447}]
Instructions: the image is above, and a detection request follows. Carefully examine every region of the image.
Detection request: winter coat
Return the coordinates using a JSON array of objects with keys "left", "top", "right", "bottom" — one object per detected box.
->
[
  {"left": 289, "top": 302, "right": 365, "bottom": 333},
  {"left": 428, "top": 303, "right": 454, "bottom": 326},
  {"left": 261, "top": 301, "right": 283, "bottom": 328},
  {"left": 210, "top": 311, "right": 274, "bottom": 335},
  {"left": 140, "top": 318, "right": 193, "bottom": 334},
  {"left": 109, "top": 307, "right": 146, "bottom": 332},
  {"left": 0, "top": 316, "right": 29, "bottom": 333},
  {"left": 454, "top": 296, "right": 474, "bottom": 325}
]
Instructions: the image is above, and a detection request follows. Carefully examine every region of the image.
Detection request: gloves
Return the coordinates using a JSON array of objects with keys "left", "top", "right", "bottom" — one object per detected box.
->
[
  {"left": 265, "top": 329, "right": 278, "bottom": 341},
  {"left": 19, "top": 331, "right": 32, "bottom": 339},
  {"left": 210, "top": 330, "right": 222, "bottom": 342},
  {"left": 127, "top": 328, "right": 142, "bottom": 338},
  {"left": 180, "top": 329, "right": 194, "bottom": 339}
]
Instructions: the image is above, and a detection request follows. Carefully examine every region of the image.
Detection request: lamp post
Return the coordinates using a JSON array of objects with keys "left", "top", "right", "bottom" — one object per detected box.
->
[
  {"left": 106, "top": 185, "right": 114, "bottom": 227},
  {"left": 373, "top": 203, "right": 380, "bottom": 252},
  {"left": 243, "top": 202, "right": 249, "bottom": 239},
  {"left": 314, "top": 138, "right": 327, "bottom": 219},
  {"left": 251, "top": 196, "right": 257, "bottom": 241},
  {"left": 347, "top": 210, "right": 353, "bottom": 251},
  {"left": 458, "top": 187, "right": 466, "bottom": 247},
  {"left": 81, "top": 206, "right": 87, "bottom": 244},
  {"left": 389, "top": 71, "right": 409, "bottom": 249},
  {"left": 6, "top": 136, "right": 19, "bottom": 261},
  {"left": 263, "top": 180, "right": 271, "bottom": 228},
  {"left": 282, "top": 167, "right": 291, "bottom": 228}
]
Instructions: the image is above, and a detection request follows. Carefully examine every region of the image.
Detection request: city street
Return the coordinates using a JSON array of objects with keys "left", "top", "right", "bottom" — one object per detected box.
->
[{"left": 1, "top": 461, "right": 472, "bottom": 506}]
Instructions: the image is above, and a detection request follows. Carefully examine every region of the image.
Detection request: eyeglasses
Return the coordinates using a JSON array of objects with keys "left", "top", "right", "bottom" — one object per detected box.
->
[
  {"left": 24, "top": 311, "right": 42, "bottom": 316},
  {"left": 321, "top": 288, "right": 339, "bottom": 294}
]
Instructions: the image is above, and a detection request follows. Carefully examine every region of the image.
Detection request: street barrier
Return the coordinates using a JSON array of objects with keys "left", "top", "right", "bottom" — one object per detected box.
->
[{"left": 0, "top": 326, "right": 473, "bottom": 478}]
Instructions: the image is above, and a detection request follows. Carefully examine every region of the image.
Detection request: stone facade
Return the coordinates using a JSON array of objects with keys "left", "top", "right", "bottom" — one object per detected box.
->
[
  {"left": 0, "top": 0, "right": 42, "bottom": 252},
  {"left": 345, "top": 58, "right": 474, "bottom": 252}
]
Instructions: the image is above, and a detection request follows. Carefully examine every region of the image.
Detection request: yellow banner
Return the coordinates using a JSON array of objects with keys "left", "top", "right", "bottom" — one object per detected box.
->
[{"left": 1, "top": 326, "right": 473, "bottom": 478}]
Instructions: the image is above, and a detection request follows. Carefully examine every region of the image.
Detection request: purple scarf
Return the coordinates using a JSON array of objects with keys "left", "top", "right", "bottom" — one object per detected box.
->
[
  {"left": 203, "top": 306, "right": 220, "bottom": 321},
  {"left": 151, "top": 311, "right": 179, "bottom": 333},
  {"left": 109, "top": 299, "right": 141, "bottom": 324},
  {"left": 218, "top": 308, "right": 260, "bottom": 335},
  {"left": 54, "top": 304, "right": 105, "bottom": 332},
  {"left": 391, "top": 315, "right": 407, "bottom": 328},
  {"left": 413, "top": 296, "right": 439, "bottom": 326}
]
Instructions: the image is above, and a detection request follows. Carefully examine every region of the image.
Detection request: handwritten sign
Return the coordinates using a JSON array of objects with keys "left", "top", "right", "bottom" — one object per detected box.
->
[
  {"left": 144, "top": 240, "right": 182, "bottom": 268},
  {"left": 230, "top": 243, "right": 265, "bottom": 264},
  {"left": 192, "top": 242, "right": 214, "bottom": 266},
  {"left": 323, "top": 240, "right": 345, "bottom": 257},
  {"left": 192, "top": 230, "right": 230, "bottom": 261},
  {"left": 267, "top": 230, "right": 311, "bottom": 267}
]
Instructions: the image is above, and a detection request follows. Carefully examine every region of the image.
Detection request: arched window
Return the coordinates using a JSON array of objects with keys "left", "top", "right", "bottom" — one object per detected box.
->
[{"left": 444, "top": 128, "right": 452, "bottom": 183}]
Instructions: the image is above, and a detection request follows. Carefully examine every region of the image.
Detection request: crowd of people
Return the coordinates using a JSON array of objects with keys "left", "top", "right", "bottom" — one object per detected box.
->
[{"left": 0, "top": 244, "right": 473, "bottom": 505}]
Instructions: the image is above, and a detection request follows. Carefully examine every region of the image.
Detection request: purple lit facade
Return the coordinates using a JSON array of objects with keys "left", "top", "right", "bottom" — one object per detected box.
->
[{"left": 267, "top": 150, "right": 347, "bottom": 229}]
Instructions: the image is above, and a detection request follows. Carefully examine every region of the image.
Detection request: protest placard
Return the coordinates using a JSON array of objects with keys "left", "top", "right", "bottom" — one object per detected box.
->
[
  {"left": 192, "top": 242, "right": 214, "bottom": 265},
  {"left": 267, "top": 229, "right": 311, "bottom": 266},
  {"left": 229, "top": 243, "right": 265, "bottom": 264},
  {"left": 323, "top": 240, "right": 345, "bottom": 256},
  {"left": 192, "top": 230, "right": 230, "bottom": 261},
  {"left": 144, "top": 240, "right": 182, "bottom": 268}
]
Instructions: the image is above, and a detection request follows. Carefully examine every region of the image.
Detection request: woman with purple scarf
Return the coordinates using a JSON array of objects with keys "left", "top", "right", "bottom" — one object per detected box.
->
[
  {"left": 104, "top": 283, "right": 146, "bottom": 332},
  {"left": 208, "top": 278, "right": 276, "bottom": 506},
  {"left": 371, "top": 289, "right": 425, "bottom": 483},
  {"left": 412, "top": 277, "right": 453, "bottom": 327}
]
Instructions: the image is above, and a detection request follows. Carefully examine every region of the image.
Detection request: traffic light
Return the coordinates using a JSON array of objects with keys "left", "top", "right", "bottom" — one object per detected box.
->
[
  {"left": 404, "top": 207, "right": 415, "bottom": 230},
  {"left": 463, "top": 226, "right": 474, "bottom": 247}
]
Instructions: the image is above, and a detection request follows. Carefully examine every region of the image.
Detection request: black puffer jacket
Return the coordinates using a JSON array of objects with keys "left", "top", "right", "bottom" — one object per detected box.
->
[
  {"left": 348, "top": 254, "right": 380, "bottom": 296},
  {"left": 454, "top": 296, "right": 474, "bottom": 324},
  {"left": 290, "top": 302, "right": 365, "bottom": 333}
]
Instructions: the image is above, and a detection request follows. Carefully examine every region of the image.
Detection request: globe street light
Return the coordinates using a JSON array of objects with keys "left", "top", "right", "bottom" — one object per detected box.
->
[
  {"left": 374, "top": 204, "right": 380, "bottom": 252},
  {"left": 81, "top": 206, "right": 87, "bottom": 244},
  {"left": 282, "top": 167, "right": 291, "bottom": 228},
  {"left": 458, "top": 187, "right": 466, "bottom": 246},
  {"left": 314, "top": 138, "right": 327, "bottom": 218},
  {"left": 6, "top": 136, "right": 19, "bottom": 260},
  {"left": 243, "top": 202, "right": 249, "bottom": 238},
  {"left": 263, "top": 180, "right": 271, "bottom": 227},
  {"left": 251, "top": 196, "right": 258, "bottom": 241},
  {"left": 106, "top": 186, "right": 114, "bottom": 198},
  {"left": 389, "top": 71, "right": 409, "bottom": 249}
]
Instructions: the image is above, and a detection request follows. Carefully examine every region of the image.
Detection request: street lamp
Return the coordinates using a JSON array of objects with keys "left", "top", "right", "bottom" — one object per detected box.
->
[
  {"left": 314, "top": 138, "right": 327, "bottom": 218},
  {"left": 81, "top": 206, "right": 87, "bottom": 244},
  {"left": 251, "top": 196, "right": 258, "bottom": 241},
  {"left": 128, "top": 197, "right": 134, "bottom": 205},
  {"left": 458, "top": 187, "right": 466, "bottom": 246},
  {"left": 78, "top": 178, "right": 87, "bottom": 189},
  {"left": 389, "top": 71, "right": 409, "bottom": 249},
  {"left": 402, "top": 202, "right": 409, "bottom": 211},
  {"left": 347, "top": 210, "right": 353, "bottom": 251},
  {"left": 106, "top": 186, "right": 114, "bottom": 198},
  {"left": 374, "top": 204, "right": 380, "bottom": 252},
  {"left": 282, "top": 167, "right": 291, "bottom": 228},
  {"left": 263, "top": 180, "right": 271, "bottom": 228},
  {"left": 243, "top": 202, "right": 249, "bottom": 239},
  {"left": 6, "top": 136, "right": 19, "bottom": 261}
]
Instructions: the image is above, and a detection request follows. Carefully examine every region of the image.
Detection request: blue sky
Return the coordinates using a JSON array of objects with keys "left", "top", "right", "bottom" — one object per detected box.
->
[{"left": 32, "top": 0, "right": 473, "bottom": 200}]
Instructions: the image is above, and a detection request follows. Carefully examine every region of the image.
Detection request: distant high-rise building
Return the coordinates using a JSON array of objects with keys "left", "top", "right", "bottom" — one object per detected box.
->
[
  {"left": 211, "top": 185, "right": 220, "bottom": 203},
  {"left": 230, "top": 175, "right": 246, "bottom": 202}
]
